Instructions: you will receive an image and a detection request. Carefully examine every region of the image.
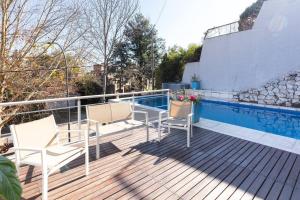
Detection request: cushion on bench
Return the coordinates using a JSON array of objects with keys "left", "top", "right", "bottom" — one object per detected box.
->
[
  {"left": 89, "top": 119, "right": 144, "bottom": 136},
  {"left": 86, "top": 103, "right": 112, "bottom": 123},
  {"left": 110, "top": 103, "right": 132, "bottom": 122},
  {"left": 87, "top": 102, "right": 132, "bottom": 124}
]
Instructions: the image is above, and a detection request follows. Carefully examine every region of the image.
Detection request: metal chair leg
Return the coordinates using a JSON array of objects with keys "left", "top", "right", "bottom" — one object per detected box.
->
[
  {"left": 158, "top": 123, "right": 161, "bottom": 142},
  {"left": 187, "top": 127, "right": 190, "bottom": 148},
  {"left": 96, "top": 123, "right": 100, "bottom": 159}
]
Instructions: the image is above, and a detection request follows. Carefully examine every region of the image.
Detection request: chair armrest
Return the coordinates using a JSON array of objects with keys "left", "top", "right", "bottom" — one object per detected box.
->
[
  {"left": 12, "top": 147, "right": 43, "bottom": 153},
  {"left": 159, "top": 110, "right": 168, "bottom": 122},
  {"left": 13, "top": 146, "right": 71, "bottom": 154},
  {"left": 86, "top": 119, "right": 100, "bottom": 125},
  {"left": 132, "top": 111, "right": 147, "bottom": 115},
  {"left": 11, "top": 147, "right": 43, "bottom": 153},
  {"left": 86, "top": 119, "right": 101, "bottom": 133},
  {"left": 59, "top": 129, "right": 86, "bottom": 133},
  {"left": 159, "top": 110, "right": 168, "bottom": 115},
  {"left": 187, "top": 113, "right": 193, "bottom": 125}
]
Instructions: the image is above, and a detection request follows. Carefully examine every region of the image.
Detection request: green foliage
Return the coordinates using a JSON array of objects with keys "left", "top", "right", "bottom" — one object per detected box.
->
[
  {"left": 111, "top": 42, "right": 131, "bottom": 92},
  {"left": 239, "top": 0, "right": 267, "bottom": 31},
  {"left": 240, "top": 0, "right": 265, "bottom": 19},
  {"left": 155, "top": 44, "right": 202, "bottom": 88},
  {"left": 75, "top": 75, "right": 103, "bottom": 104},
  {"left": 191, "top": 73, "right": 199, "bottom": 82},
  {"left": 120, "top": 13, "right": 165, "bottom": 90},
  {"left": 157, "top": 46, "right": 185, "bottom": 86},
  {"left": 0, "top": 156, "right": 22, "bottom": 200},
  {"left": 184, "top": 44, "right": 202, "bottom": 63}
]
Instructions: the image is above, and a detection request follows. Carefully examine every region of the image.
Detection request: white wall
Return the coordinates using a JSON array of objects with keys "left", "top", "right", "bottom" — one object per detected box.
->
[
  {"left": 182, "top": 0, "right": 300, "bottom": 91},
  {"left": 182, "top": 62, "right": 199, "bottom": 83}
]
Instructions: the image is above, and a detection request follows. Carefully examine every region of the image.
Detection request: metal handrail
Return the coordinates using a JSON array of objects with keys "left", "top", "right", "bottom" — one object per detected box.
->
[
  {"left": 0, "top": 89, "right": 169, "bottom": 107},
  {"left": 0, "top": 105, "right": 79, "bottom": 117},
  {"left": 0, "top": 89, "right": 170, "bottom": 144},
  {"left": 205, "top": 21, "right": 240, "bottom": 39}
]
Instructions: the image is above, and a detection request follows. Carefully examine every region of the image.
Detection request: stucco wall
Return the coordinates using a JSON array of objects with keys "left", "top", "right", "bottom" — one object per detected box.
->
[
  {"left": 182, "top": 0, "right": 300, "bottom": 92},
  {"left": 182, "top": 62, "right": 199, "bottom": 83}
]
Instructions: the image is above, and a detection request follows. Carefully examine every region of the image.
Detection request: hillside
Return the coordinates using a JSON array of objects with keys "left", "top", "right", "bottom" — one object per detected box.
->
[{"left": 239, "top": 0, "right": 267, "bottom": 31}]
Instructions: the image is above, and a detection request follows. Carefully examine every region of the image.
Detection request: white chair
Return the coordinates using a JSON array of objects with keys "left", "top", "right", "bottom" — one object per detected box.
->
[
  {"left": 10, "top": 115, "right": 89, "bottom": 200},
  {"left": 158, "top": 101, "right": 193, "bottom": 147}
]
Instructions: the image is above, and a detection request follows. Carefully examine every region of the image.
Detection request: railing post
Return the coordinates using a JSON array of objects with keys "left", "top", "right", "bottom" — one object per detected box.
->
[
  {"left": 77, "top": 99, "right": 81, "bottom": 141},
  {"left": 132, "top": 93, "right": 135, "bottom": 119},
  {"left": 67, "top": 100, "right": 71, "bottom": 143},
  {"left": 167, "top": 89, "right": 170, "bottom": 111},
  {"left": 132, "top": 93, "right": 135, "bottom": 120}
]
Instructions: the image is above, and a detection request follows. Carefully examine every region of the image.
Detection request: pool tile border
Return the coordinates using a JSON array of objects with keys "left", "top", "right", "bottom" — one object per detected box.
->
[{"left": 194, "top": 118, "right": 300, "bottom": 155}]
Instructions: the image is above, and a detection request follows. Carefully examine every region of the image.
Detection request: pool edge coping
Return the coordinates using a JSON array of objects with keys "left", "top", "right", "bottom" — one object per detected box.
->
[{"left": 194, "top": 118, "right": 300, "bottom": 155}]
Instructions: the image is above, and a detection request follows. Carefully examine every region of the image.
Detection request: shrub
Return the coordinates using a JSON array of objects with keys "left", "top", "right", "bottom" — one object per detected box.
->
[{"left": 75, "top": 75, "right": 103, "bottom": 105}]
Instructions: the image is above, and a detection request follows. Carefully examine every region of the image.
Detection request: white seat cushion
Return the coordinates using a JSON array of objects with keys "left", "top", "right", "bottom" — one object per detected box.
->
[
  {"left": 114, "top": 120, "right": 144, "bottom": 129},
  {"left": 163, "top": 118, "right": 188, "bottom": 127},
  {"left": 21, "top": 145, "right": 84, "bottom": 168},
  {"left": 90, "top": 120, "right": 145, "bottom": 136}
]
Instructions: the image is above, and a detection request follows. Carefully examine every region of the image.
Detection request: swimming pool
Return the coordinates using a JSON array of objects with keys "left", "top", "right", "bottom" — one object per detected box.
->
[
  {"left": 133, "top": 95, "right": 300, "bottom": 139},
  {"left": 133, "top": 95, "right": 168, "bottom": 110}
]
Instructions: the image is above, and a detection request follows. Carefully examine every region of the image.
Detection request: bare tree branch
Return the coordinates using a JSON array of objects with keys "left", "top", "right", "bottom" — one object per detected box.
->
[
  {"left": 79, "top": 0, "right": 139, "bottom": 94},
  {"left": 0, "top": 0, "right": 85, "bottom": 130}
]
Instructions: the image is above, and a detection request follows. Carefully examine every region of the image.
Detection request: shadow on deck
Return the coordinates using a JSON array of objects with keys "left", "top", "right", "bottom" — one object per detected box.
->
[{"left": 19, "top": 125, "right": 300, "bottom": 200}]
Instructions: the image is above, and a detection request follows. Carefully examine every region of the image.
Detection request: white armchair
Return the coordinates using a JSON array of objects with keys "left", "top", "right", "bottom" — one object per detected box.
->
[
  {"left": 158, "top": 101, "right": 193, "bottom": 147},
  {"left": 10, "top": 115, "right": 89, "bottom": 200}
]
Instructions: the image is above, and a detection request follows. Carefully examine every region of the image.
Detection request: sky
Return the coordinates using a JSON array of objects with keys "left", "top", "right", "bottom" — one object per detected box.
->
[{"left": 139, "top": 0, "right": 257, "bottom": 48}]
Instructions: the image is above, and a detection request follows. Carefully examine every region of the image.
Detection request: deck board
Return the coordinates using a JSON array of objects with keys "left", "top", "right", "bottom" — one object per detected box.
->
[
  {"left": 202, "top": 145, "right": 266, "bottom": 200},
  {"left": 18, "top": 122, "right": 300, "bottom": 200},
  {"left": 181, "top": 142, "right": 253, "bottom": 199},
  {"left": 82, "top": 130, "right": 224, "bottom": 200},
  {"left": 214, "top": 146, "right": 269, "bottom": 200},
  {"left": 267, "top": 153, "right": 297, "bottom": 199},
  {"left": 162, "top": 138, "right": 243, "bottom": 199},
  {"left": 118, "top": 134, "right": 226, "bottom": 199}
]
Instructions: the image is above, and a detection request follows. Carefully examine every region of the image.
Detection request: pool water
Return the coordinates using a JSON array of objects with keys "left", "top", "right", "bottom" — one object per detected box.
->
[
  {"left": 134, "top": 95, "right": 168, "bottom": 110},
  {"left": 133, "top": 95, "right": 300, "bottom": 139},
  {"left": 200, "top": 100, "right": 300, "bottom": 139}
]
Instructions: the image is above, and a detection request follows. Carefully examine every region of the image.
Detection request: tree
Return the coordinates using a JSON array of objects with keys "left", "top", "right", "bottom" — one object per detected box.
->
[
  {"left": 0, "top": 0, "right": 83, "bottom": 130},
  {"left": 111, "top": 42, "right": 131, "bottom": 92},
  {"left": 122, "top": 14, "right": 165, "bottom": 90},
  {"left": 80, "top": 0, "right": 139, "bottom": 94},
  {"left": 156, "top": 46, "right": 186, "bottom": 88},
  {"left": 184, "top": 44, "right": 202, "bottom": 63},
  {"left": 239, "top": 0, "right": 267, "bottom": 31},
  {"left": 155, "top": 44, "right": 202, "bottom": 89}
]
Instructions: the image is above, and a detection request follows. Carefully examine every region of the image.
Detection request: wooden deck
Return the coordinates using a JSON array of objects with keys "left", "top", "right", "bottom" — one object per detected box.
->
[{"left": 19, "top": 125, "right": 300, "bottom": 200}]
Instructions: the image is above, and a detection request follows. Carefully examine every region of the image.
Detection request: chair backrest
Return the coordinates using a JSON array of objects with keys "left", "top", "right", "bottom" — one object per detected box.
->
[
  {"left": 169, "top": 101, "right": 192, "bottom": 119},
  {"left": 10, "top": 115, "right": 58, "bottom": 158},
  {"left": 86, "top": 104, "right": 112, "bottom": 123},
  {"left": 86, "top": 102, "right": 132, "bottom": 124},
  {"left": 110, "top": 102, "right": 132, "bottom": 122}
]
